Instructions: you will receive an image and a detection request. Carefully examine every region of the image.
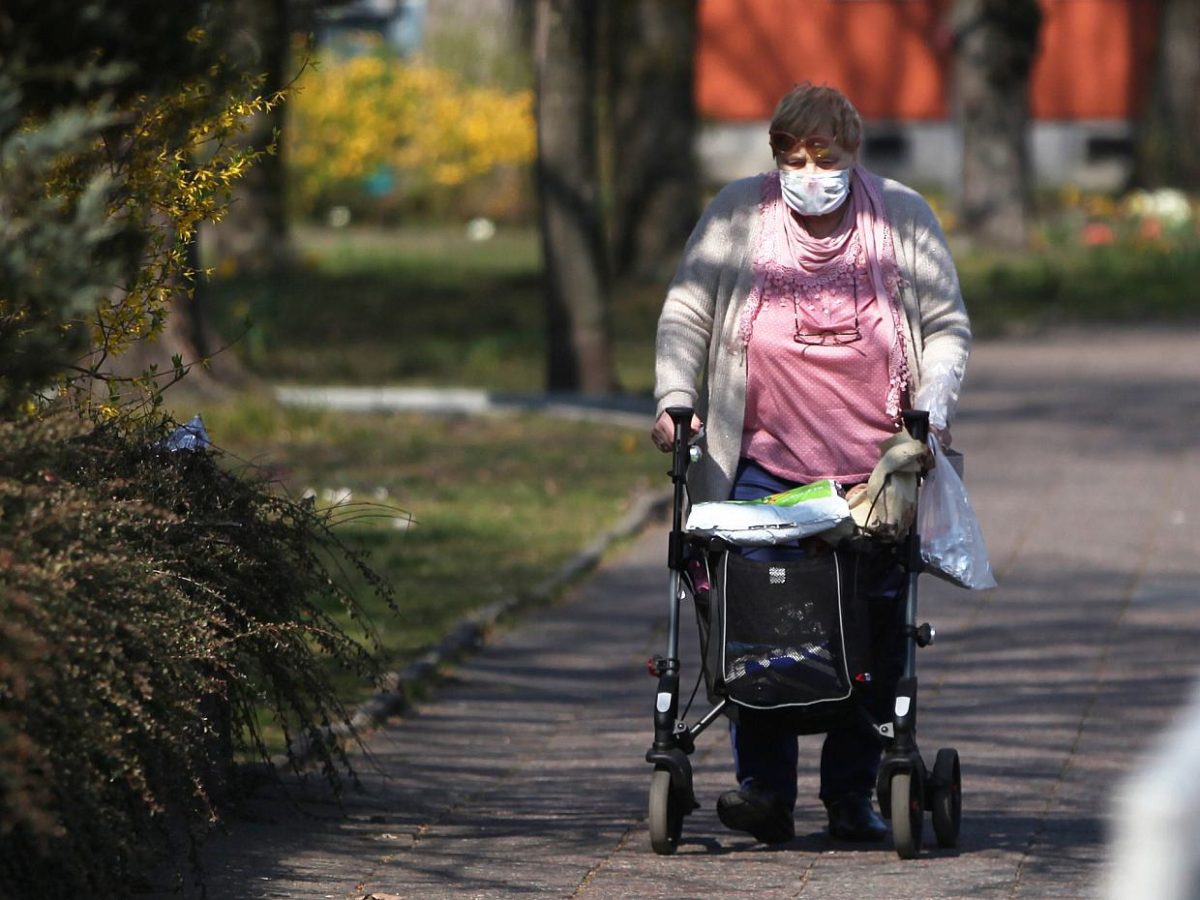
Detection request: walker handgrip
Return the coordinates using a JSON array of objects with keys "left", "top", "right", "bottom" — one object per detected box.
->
[
  {"left": 901, "top": 409, "right": 930, "bottom": 443},
  {"left": 665, "top": 406, "right": 693, "bottom": 432},
  {"left": 664, "top": 406, "right": 693, "bottom": 481},
  {"left": 663, "top": 407, "right": 693, "bottom": 571}
]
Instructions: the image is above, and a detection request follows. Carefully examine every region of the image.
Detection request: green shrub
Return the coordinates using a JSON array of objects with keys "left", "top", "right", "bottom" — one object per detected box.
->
[
  {"left": 0, "top": 412, "right": 396, "bottom": 897},
  {"left": 951, "top": 186, "right": 1200, "bottom": 332}
]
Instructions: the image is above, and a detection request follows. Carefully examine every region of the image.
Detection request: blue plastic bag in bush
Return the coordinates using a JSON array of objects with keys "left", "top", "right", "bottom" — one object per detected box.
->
[{"left": 162, "top": 415, "right": 211, "bottom": 452}]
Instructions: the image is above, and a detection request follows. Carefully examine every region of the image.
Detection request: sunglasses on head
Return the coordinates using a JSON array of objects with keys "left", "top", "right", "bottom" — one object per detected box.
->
[{"left": 769, "top": 131, "right": 836, "bottom": 161}]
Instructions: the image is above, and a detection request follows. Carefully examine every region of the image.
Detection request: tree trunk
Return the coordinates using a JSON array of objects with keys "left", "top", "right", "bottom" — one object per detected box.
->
[
  {"left": 93, "top": 206, "right": 251, "bottom": 403},
  {"left": 1133, "top": 0, "right": 1200, "bottom": 190},
  {"left": 94, "top": 254, "right": 250, "bottom": 403},
  {"left": 205, "top": 0, "right": 291, "bottom": 275},
  {"left": 607, "top": 0, "right": 699, "bottom": 284},
  {"left": 534, "top": 0, "right": 617, "bottom": 394},
  {"left": 953, "top": 0, "right": 1042, "bottom": 250}
]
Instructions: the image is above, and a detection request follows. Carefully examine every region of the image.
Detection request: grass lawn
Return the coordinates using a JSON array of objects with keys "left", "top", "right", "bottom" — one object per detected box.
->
[{"left": 206, "top": 224, "right": 663, "bottom": 394}]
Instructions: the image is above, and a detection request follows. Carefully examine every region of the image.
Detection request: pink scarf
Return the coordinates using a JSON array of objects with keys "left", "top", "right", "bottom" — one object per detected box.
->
[{"left": 738, "top": 165, "right": 911, "bottom": 415}]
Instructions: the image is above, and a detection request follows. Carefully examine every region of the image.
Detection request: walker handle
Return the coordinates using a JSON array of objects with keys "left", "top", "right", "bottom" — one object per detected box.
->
[
  {"left": 665, "top": 406, "right": 693, "bottom": 481},
  {"left": 664, "top": 407, "right": 693, "bottom": 571},
  {"left": 901, "top": 409, "right": 930, "bottom": 444}
]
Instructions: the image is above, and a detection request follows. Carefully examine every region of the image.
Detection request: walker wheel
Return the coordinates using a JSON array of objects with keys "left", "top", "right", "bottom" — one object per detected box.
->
[
  {"left": 649, "top": 767, "right": 683, "bottom": 854},
  {"left": 876, "top": 767, "right": 892, "bottom": 820},
  {"left": 891, "top": 769, "right": 924, "bottom": 859},
  {"left": 930, "top": 748, "right": 962, "bottom": 848}
]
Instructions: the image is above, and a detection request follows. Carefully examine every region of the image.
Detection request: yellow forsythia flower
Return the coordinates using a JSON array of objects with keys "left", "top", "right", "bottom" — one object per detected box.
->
[{"left": 287, "top": 49, "right": 535, "bottom": 217}]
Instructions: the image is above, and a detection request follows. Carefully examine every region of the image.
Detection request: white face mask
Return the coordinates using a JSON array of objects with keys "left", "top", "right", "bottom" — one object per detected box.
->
[{"left": 779, "top": 167, "right": 852, "bottom": 217}]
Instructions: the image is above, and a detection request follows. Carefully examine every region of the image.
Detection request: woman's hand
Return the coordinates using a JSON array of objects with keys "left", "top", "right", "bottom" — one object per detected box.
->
[
  {"left": 932, "top": 425, "right": 952, "bottom": 449},
  {"left": 651, "top": 410, "right": 704, "bottom": 453}
]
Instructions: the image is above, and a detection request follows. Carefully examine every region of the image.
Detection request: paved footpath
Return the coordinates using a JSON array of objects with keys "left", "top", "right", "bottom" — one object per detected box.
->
[{"left": 158, "top": 327, "right": 1200, "bottom": 899}]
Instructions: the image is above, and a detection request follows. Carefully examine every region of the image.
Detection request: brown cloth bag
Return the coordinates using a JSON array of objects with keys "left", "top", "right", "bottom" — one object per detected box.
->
[{"left": 846, "top": 429, "right": 931, "bottom": 540}]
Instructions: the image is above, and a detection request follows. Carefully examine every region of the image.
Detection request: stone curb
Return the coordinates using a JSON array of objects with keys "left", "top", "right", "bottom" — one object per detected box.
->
[
  {"left": 287, "top": 486, "right": 671, "bottom": 766},
  {"left": 275, "top": 385, "right": 656, "bottom": 431}
]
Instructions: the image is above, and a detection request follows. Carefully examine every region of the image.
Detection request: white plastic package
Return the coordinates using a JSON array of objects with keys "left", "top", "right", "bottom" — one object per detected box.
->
[
  {"left": 685, "top": 479, "right": 852, "bottom": 546},
  {"left": 918, "top": 439, "right": 997, "bottom": 590}
]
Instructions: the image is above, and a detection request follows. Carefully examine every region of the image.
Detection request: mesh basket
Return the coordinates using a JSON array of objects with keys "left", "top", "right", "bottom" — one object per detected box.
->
[{"left": 703, "top": 549, "right": 872, "bottom": 716}]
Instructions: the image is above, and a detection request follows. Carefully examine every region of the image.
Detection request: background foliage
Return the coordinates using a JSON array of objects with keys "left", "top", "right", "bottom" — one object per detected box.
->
[
  {"left": 0, "top": 1, "right": 282, "bottom": 414},
  {"left": 287, "top": 45, "right": 536, "bottom": 224},
  {"left": 951, "top": 185, "right": 1200, "bottom": 330}
]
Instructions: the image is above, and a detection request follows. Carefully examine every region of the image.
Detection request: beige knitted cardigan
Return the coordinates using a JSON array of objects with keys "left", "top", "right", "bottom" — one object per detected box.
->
[{"left": 654, "top": 172, "right": 972, "bottom": 503}]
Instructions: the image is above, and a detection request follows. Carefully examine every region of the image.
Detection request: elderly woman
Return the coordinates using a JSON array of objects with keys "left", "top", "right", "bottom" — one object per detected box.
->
[{"left": 651, "top": 83, "right": 971, "bottom": 845}]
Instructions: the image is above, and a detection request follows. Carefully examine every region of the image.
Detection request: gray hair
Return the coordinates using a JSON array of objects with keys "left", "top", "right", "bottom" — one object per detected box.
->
[{"left": 770, "top": 83, "right": 863, "bottom": 152}]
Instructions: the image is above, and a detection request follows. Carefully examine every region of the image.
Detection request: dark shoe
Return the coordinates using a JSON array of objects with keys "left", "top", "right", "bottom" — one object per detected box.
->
[
  {"left": 825, "top": 794, "right": 888, "bottom": 842},
  {"left": 716, "top": 788, "right": 795, "bottom": 844}
]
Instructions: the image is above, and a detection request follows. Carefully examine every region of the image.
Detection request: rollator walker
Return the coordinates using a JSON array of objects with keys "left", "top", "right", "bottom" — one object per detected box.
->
[{"left": 644, "top": 406, "right": 962, "bottom": 859}]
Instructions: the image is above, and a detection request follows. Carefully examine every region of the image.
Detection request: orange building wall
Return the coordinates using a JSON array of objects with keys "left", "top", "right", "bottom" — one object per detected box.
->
[
  {"left": 696, "top": 0, "right": 1158, "bottom": 123},
  {"left": 1031, "top": 0, "right": 1157, "bottom": 119}
]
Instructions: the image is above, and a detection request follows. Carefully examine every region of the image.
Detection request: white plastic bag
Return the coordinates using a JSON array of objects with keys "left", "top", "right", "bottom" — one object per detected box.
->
[
  {"left": 912, "top": 357, "right": 967, "bottom": 431},
  {"left": 918, "top": 440, "right": 997, "bottom": 590}
]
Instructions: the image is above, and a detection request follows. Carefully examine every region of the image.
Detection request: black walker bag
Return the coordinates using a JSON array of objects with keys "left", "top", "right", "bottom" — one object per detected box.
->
[{"left": 696, "top": 548, "right": 875, "bottom": 733}]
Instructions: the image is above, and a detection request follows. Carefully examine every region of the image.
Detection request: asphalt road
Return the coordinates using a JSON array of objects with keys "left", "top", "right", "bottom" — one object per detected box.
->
[{"left": 159, "top": 326, "right": 1200, "bottom": 899}]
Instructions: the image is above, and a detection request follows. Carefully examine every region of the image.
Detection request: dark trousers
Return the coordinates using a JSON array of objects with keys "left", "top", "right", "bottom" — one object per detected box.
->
[{"left": 729, "top": 458, "right": 906, "bottom": 809}]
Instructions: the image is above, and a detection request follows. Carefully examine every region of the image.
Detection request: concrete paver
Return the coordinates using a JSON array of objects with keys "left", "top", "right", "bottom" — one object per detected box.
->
[{"left": 160, "top": 327, "right": 1200, "bottom": 899}]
